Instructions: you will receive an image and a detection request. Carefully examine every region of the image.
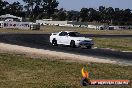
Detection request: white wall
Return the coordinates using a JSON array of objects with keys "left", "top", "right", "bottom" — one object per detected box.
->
[
  {"left": 36, "top": 20, "right": 68, "bottom": 25},
  {"left": 87, "top": 25, "right": 97, "bottom": 29},
  {"left": 1, "top": 21, "right": 32, "bottom": 29},
  {"left": 109, "top": 26, "right": 132, "bottom": 30}
]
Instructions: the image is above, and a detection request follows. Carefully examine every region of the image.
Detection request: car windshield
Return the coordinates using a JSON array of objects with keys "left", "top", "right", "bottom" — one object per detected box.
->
[{"left": 68, "top": 32, "right": 81, "bottom": 37}]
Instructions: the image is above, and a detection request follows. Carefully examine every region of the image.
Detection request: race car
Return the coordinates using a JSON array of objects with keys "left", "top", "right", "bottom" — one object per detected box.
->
[{"left": 50, "top": 31, "right": 94, "bottom": 49}]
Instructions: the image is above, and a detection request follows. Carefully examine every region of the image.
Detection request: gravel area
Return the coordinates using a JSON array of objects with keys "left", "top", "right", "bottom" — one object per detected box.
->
[{"left": 0, "top": 43, "right": 132, "bottom": 66}]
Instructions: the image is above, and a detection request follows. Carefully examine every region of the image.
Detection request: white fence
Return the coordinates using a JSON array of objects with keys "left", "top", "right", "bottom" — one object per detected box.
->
[
  {"left": 109, "top": 26, "right": 132, "bottom": 30},
  {"left": 88, "top": 25, "right": 132, "bottom": 30},
  {"left": 36, "top": 20, "right": 68, "bottom": 25},
  {"left": 0, "top": 21, "right": 33, "bottom": 29}
]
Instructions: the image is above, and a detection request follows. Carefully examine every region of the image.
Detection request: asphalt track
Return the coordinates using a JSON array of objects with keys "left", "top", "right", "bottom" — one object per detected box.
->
[{"left": 0, "top": 33, "right": 132, "bottom": 61}]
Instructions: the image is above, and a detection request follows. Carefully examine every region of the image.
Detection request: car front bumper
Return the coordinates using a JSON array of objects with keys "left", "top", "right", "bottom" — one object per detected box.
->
[{"left": 76, "top": 41, "right": 94, "bottom": 47}]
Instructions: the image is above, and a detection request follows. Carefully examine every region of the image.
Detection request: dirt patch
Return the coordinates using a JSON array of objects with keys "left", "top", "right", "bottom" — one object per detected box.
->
[{"left": 0, "top": 43, "right": 131, "bottom": 66}]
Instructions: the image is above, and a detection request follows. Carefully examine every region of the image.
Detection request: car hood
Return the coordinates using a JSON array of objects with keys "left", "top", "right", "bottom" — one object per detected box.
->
[{"left": 70, "top": 37, "right": 92, "bottom": 41}]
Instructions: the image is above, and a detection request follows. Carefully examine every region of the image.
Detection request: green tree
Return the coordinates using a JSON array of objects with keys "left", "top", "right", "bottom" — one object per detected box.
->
[
  {"left": 66, "top": 10, "right": 79, "bottom": 21},
  {"left": 23, "top": 0, "right": 59, "bottom": 20},
  {"left": 40, "top": 0, "right": 59, "bottom": 18},
  {"left": 80, "top": 8, "right": 89, "bottom": 22},
  {"left": 0, "top": 0, "right": 9, "bottom": 15},
  {"left": 56, "top": 8, "right": 66, "bottom": 21},
  {"left": 23, "top": 0, "right": 35, "bottom": 12},
  {"left": 105, "top": 7, "right": 114, "bottom": 24},
  {"left": 99, "top": 6, "right": 106, "bottom": 22},
  {"left": 8, "top": 2, "right": 23, "bottom": 16}
]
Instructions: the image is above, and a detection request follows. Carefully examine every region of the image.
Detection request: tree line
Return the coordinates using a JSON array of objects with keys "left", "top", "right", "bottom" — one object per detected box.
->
[{"left": 0, "top": 0, "right": 132, "bottom": 25}]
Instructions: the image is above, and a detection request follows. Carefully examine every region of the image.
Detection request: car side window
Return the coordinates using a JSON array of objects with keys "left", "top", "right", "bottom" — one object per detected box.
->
[{"left": 59, "top": 32, "right": 68, "bottom": 36}]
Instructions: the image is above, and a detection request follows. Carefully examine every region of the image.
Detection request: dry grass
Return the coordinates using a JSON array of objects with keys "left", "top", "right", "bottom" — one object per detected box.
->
[
  {"left": 40, "top": 26, "right": 132, "bottom": 35},
  {"left": 0, "top": 26, "right": 132, "bottom": 35},
  {"left": 0, "top": 53, "right": 132, "bottom": 88},
  {"left": 93, "top": 38, "right": 132, "bottom": 51}
]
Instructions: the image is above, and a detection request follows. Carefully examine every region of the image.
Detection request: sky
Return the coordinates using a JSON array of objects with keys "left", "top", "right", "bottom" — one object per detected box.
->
[{"left": 5, "top": 0, "right": 132, "bottom": 11}]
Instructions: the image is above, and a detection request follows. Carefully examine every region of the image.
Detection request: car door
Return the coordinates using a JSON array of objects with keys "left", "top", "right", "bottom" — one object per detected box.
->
[
  {"left": 57, "top": 32, "right": 63, "bottom": 44},
  {"left": 62, "top": 32, "right": 69, "bottom": 44},
  {"left": 58, "top": 32, "right": 68, "bottom": 44}
]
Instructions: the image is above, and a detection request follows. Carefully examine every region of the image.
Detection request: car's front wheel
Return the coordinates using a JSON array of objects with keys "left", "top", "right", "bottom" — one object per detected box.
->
[{"left": 52, "top": 39, "right": 58, "bottom": 46}]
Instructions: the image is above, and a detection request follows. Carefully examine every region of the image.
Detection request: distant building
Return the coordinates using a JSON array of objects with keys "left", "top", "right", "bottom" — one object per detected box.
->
[
  {"left": 36, "top": 19, "right": 132, "bottom": 30},
  {"left": 42, "top": 19, "right": 53, "bottom": 21},
  {"left": 36, "top": 19, "right": 88, "bottom": 27},
  {"left": 0, "top": 14, "right": 40, "bottom": 30},
  {"left": 0, "top": 14, "right": 22, "bottom": 22}
]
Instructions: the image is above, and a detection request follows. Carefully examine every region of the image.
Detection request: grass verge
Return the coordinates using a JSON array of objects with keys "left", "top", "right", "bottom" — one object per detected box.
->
[
  {"left": 93, "top": 38, "right": 132, "bottom": 51},
  {"left": 0, "top": 26, "right": 132, "bottom": 35},
  {"left": 0, "top": 53, "right": 131, "bottom": 88}
]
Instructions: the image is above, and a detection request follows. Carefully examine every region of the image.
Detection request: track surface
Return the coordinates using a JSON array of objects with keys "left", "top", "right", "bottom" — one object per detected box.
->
[{"left": 0, "top": 33, "right": 132, "bottom": 61}]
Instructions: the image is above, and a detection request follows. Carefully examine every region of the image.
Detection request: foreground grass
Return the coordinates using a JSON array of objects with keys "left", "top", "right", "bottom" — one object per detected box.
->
[
  {"left": 0, "top": 26, "right": 132, "bottom": 35},
  {"left": 93, "top": 38, "right": 132, "bottom": 51},
  {"left": 0, "top": 53, "right": 132, "bottom": 88}
]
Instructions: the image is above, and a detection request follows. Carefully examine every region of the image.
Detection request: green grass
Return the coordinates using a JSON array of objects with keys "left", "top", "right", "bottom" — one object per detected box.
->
[
  {"left": 93, "top": 38, "right": 132, "bottom": 51},
  {"left": 0, "top": 53, "right": 132, "bottom": 88},
  {"left": 0, "top": 25, "right": 132, "bottom": 35}
]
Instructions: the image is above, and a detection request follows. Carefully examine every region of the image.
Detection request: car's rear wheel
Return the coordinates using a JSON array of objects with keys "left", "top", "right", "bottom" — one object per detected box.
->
[
  {"left": 70, "top": 40, "right": 76, "bottom": 48},
  {"left": 52, "top": 39, "right": 58, "bottom": 46}
]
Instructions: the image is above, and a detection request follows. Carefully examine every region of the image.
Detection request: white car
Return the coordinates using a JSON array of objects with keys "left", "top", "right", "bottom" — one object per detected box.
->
[{"left": 50, "top": 31, "right": 94, "bottom": 49}]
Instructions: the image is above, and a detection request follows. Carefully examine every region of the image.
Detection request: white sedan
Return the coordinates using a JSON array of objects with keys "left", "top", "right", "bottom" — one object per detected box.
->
[{"left": 50, "top": 31, "right": 94, "bottom": 49}]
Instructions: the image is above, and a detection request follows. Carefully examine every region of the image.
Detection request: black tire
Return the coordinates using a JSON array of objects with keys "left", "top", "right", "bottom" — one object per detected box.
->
[
  {"left": 52, "top": 39, "right": 58, "bottom": 46},
  {"left": 70, "top": 40, "right": 76, "bottom": 48},
  {"left": 86, "top": 46, "right": 92, "bottom": 49}
]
